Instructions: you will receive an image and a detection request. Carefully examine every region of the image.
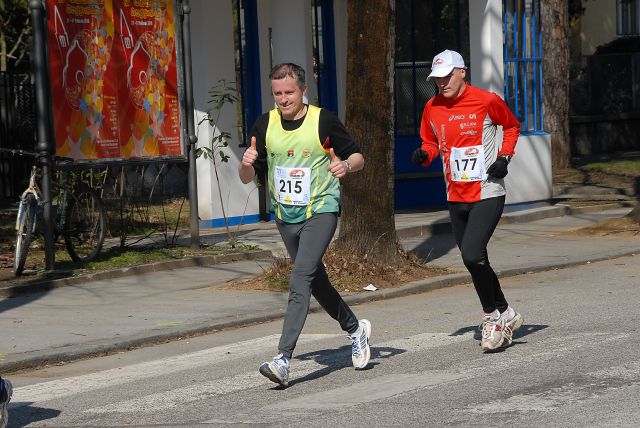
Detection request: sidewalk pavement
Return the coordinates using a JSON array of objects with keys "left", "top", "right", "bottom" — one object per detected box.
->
[{"left": 0, "top": 203, "right": 639, "bottom": 373}]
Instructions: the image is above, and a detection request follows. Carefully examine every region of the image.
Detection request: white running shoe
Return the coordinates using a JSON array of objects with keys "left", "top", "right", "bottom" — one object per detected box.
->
[
  {"left": 481, "top": 311, "right": 506, "bottom": 352},
  {"left": 349, "top": 319, "right": 372, "bottom": 369},
  {"left": 0, "top": 378, "right": 12, "bottom": 428},
  {"left": 259, "top": 353, "right": 290, "bottom": 387},
  {"left": 501, "top": 306, "right": 524, "bottom": 346}
]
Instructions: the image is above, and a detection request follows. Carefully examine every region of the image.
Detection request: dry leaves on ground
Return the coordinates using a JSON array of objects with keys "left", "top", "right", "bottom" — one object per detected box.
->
[
  {"left": 568, "top": 216, "right": 640, "bottom": 237},
  {"left": 221, "top": 246, "right": 450, "bottom": 294}
]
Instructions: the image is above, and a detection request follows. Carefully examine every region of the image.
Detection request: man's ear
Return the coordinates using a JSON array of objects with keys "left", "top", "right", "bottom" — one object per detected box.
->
[{"left": 460, "top": 68, "right": 467, "bottom": 80}]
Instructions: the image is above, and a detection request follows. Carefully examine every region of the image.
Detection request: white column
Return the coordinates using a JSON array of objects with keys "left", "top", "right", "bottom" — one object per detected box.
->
[
  {"left": 191, "top": 0, "right": 260, "bottom": 226},
  {"left": 468, "top": 0, "right": 505, "bottom": 96},
  {"left": 260, "top": 0, "right": 317, "bottom": 108},
  {"left": 469, "top": 0, "right": 552, "bottom": 204}
]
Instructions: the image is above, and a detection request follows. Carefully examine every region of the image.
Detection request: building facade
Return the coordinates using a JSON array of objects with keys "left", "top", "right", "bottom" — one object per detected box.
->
[{"left": 190, "top": 0, "right": 552, "bottom": 228}]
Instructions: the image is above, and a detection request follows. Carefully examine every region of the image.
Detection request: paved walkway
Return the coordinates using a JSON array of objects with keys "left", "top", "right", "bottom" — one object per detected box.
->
[{"left": 0, "top": 204, "right": 638, "bottom": 373}]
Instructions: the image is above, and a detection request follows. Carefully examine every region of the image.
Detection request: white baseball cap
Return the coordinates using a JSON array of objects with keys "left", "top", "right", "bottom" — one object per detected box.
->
[{"left": 427, "top": 49, "right": 466, "bottom": 79}]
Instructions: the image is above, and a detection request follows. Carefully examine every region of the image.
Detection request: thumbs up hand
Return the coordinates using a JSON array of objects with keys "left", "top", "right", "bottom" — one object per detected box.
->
[
  {"left": 327, "top": 148, "right": 348, "bottom": 179},
  {"left": 241, "top": 136, "right": 258, "bottom": 167}
]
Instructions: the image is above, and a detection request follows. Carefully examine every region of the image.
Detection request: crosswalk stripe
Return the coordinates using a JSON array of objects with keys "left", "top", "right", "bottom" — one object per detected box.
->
[
  {"left": 259, "top": 333, "right": 629, "bottom": 416},
  {"left": 11, "top": 333, "right": 340, "bottom": 405},
  {"left": 17, "top": 329, "right": 629, "bottom": 418},
  {"left": 466, "top": 353, "right": 640, "bottom": 414},
  {"left": 85, "top": 332, "right": 472, "bottom": 414}
]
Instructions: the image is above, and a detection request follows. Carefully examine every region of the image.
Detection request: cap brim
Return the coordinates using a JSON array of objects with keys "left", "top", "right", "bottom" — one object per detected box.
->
[{"left": 427, "top": 65, "right": 454, "bottom": 80}]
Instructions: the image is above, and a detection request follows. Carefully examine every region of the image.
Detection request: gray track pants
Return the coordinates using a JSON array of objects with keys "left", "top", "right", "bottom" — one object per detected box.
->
[{"left": 276, "top": 212, "right": 359, "bottom": 359}]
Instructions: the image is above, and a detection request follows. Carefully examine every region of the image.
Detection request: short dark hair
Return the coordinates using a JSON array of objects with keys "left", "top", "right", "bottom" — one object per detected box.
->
[{"left": 269, "top": 63, "right": 306, "bottom": 89}]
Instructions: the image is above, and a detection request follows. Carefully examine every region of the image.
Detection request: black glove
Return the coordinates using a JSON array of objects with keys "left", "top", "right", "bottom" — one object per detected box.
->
[
  {"left": 487, "top": 155, "right": 510, "bottom": 179},
  {"left": 411, "top": 148, "right": 430, "bottom": 165}
]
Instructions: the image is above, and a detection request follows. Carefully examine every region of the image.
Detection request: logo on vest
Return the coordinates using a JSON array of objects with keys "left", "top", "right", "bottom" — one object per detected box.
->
[
  {"left": 289, "top": 169, "right": 306, "bottom": 178},
  {"left": 464, "top": 147, "right": 479, "bottom": 156}
]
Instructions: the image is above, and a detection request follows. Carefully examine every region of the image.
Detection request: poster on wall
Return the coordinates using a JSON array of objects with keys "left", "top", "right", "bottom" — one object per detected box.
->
[{"left": 47, "top": 0, "right": 185, "bottom": 162}]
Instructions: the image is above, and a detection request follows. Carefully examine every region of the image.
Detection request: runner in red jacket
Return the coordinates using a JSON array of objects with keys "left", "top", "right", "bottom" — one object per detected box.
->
[{"left": 412, "top": 49, "right": 524, "bottom": 352}]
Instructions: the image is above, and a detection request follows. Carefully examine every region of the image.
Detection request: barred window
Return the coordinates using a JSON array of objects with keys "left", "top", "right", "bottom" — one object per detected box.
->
[
  {"left": 394, "top": 0, "right": 469, "bottom": 137},
  {"left": 503, "top": 0, "right": 544, "bottom": 133},
  {"left": 617, "top": 0, "right": 640, "bottom": 35}
]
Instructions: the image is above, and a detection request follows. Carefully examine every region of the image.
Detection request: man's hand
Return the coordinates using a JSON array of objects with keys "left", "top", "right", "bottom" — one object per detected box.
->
[
  {"left": 411, "top": 148, "right": 430, "bottom": 165},
  {"left": 327, "top": 148, "right": 347, "bottom": 179},
  {"left": 241, "top": 136, "right": 258, "bottom": 167},
  {"left": 487, "top": 155, "right": 509, "bottom": 179}
]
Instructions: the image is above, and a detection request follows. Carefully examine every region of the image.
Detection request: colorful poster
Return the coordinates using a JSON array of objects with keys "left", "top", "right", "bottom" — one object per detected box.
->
[{"left": 47, "top": 0, "right": 184, "bottom": 161}]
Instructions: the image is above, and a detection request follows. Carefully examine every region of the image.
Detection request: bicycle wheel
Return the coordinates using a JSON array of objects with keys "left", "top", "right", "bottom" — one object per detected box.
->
[
  {"left": 64, "top": 187, "right": 106, "bottom": 263},
  {"left": 14, "top": 193, "right": 37, "bottom": 275}
]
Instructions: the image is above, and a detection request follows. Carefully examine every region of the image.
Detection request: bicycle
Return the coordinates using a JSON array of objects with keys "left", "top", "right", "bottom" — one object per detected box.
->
[{"left": 2, "top": 148, "right": 106, "bottom": 275}]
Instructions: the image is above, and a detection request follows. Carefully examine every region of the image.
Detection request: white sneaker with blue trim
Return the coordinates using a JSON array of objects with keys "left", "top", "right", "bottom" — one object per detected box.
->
[
  {"left": 259, "top": 353, "right": 290, "bottom": 387},
  {"left": 349, "top": 319, "right": 372, "bottom": 369}
]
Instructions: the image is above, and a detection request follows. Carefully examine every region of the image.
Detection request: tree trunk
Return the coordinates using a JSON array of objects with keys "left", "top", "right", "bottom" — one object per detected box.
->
[
  {"left": 541, "top": 0, "right": 571, "bottom": 169},
  {"left": 339, "top": 0, "right": 400, "bottom": 265},
  {"left": 1, "top": 33, "right": 7, "bottom": 72}
]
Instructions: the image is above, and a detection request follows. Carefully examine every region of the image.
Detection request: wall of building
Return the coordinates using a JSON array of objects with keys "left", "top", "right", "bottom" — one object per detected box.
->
[
  {"left": 469, "top": 0, "right": 552, "bottom": 204},
  {"left": 469, "top": 0, "right": 505, "bottom": 95},
  {"left": 191, "top": 0, "right": 260, "bottom": 227},
  {"left": 191, "top": 0, "right": 323, "bottom": 227},
  {"left": 580, "top": 0, "right": 617, "bottom": 55},
  {"left": 505, "top": 133, "right": 552, "bottom": 204},
  {"left": 257, "top": 0, "right": 318, "bottom": 111},
  {"left": 191, "top": 0, "right": 554, "bottom": 228}
]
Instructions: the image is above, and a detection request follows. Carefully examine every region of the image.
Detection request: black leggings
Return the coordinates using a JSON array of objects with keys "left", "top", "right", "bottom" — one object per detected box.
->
[{"left": 448, "top": 196, "right": 508, "bottom": 314}]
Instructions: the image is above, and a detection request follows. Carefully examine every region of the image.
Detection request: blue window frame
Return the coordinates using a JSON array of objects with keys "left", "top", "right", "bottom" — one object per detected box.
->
[
  {"left": 503, "top": 0, "right": 544, "bottom": 134},
  {"left": 312, "top": 0, "right": 339, "bottom": 115},
  {"left": 234, "top": 0, "right": 261, "bottom": 146}
]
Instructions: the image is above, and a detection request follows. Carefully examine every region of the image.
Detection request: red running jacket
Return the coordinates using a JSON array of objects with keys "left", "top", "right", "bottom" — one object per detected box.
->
[{"left": 419, "top": 84, "right": 520, "bottom": 203}]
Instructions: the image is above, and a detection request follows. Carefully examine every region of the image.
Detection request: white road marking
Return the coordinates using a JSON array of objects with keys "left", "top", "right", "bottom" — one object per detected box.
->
[
  {"left": 258, "top": 333, "right": 629, "bottom": 416},
  {"left": 466, "top": 351, "right": 640, "bottom": 414},
  {"left": 87, "top": 332, "right": 472, "bottom": 414},
  {"left": 11, "top": 333, "right": 339, "bottom": 405},
  {"left": 267, "top": 372, "right": 467, "bottom": 411},
  {"left": 14, "top": 329, "right": 632, "bottom": 421}
]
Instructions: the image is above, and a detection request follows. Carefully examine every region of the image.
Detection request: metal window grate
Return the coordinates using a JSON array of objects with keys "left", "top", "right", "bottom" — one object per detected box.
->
[
  {"left": 617, "top": 0, "right": 640, "bottom": 36},
  {"left": 394, "top": 0, "right": 469, "bottom": 137},
  {"left": 503, "top": 0, "right": 544, "bottom": 133}
]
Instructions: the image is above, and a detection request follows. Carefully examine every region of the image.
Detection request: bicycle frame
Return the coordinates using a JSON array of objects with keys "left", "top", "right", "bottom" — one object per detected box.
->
[
  {"left": 16, "top": 166, "right": 41, "bottom": 235},
  {"left": 4, "top": 147, "right": 106, "bottom": 270}
]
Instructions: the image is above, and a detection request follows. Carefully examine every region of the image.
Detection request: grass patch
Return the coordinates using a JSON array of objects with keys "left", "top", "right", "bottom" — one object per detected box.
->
[
  {"left": 262, "top": 257, "right": 292, "bottom": 291},
  {"left": 579, "top": 159, "right": 640, "bottom": 176},
  {"left": 10, "top": 240, "right": 260, "bottom": 277}
]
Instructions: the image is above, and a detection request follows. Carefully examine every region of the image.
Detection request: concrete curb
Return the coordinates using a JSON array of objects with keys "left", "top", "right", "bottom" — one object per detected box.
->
[
  {"left": 1, "top": 201, "right": 632, "bottom": 298},
  {"left": 0, "top": 250, "right": 273, "bottom": 298},
  {"left": 2, "top": 247, "right": 638, "bottom": 374}
]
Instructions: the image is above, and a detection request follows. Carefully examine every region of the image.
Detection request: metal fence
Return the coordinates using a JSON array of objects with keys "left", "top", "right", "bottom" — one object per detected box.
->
[
  {"left": 0, "top": 71, "right": 37, "bottom": 201},
  {"left": 570, "top": 52, "right": 640, "bottom": 116}
]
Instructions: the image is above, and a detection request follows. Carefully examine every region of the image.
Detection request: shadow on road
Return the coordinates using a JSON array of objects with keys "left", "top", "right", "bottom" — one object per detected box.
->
[
  {"left": 287, "top": 344, "right": 407, "bottom": 387},
  {"left": 7, "top": 403, "right": 61, "bottom": 428},
  {"left": 450, "top": 323, "right": 548, "bottom": 341}
]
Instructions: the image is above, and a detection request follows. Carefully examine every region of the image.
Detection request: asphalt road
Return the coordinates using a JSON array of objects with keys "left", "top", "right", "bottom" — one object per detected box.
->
[{"left": 7, "top": 253, "right": 640, "bottom": 427}]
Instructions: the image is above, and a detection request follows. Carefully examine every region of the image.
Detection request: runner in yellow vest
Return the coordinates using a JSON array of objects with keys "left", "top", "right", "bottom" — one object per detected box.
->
[{"left": 239, "top": 63, "right": 370, "bottom": 387}]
